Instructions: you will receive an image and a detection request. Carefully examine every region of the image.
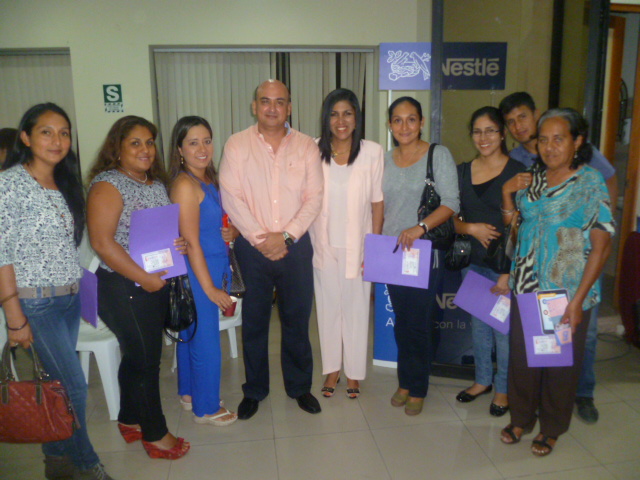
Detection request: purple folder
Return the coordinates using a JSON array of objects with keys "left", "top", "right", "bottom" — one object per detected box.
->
[
  {"left": 80, "top": 268, "right": 98, "bottom": 328},
  {"left": 453, "top": 270, "right": 510, "bottom": 334},
  {"left": 129, "top": 204, "right": 186, "bottom": 280},
  {"left": 517, "top": 292, "right": 573, "bottom": 367},
  {"left": 363, "top": 234, "right": 432, "bottom": 289}
]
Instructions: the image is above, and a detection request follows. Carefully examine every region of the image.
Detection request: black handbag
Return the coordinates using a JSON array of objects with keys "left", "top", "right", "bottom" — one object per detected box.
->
[
  {"left": 444, "top": 163, "right": 471, "bottom": 271},
  {"left": 417, "top": 143, "right": 455, "bottom": 250},
  {"left": 164, "top": 274, "right": 197, "bottom": 343},
  {"left": 484, "top": 214, "right": 518, "bottom": 274},
  {"left": 227, "top": 243, "right": 246, "bottom": 297},
  {"left": 445, "top": 218, "right": 471, "bottom": 271}
]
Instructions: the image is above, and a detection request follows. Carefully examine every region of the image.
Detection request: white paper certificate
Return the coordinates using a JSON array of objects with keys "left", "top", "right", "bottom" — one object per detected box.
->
[
  {"left": 401, "top": 248, "right": 420, "bottom": 276},
  {"left": 489, "top": 295, "right": 510, "bottom": 323},
  {"left": 142, "top": 248, "right": 174, "bottom": 272},
  {"left": 533, "top": 335, "right": 561, "bottom": 355}
]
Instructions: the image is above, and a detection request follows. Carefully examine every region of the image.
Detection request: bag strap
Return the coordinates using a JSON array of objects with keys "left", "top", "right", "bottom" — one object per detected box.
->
[
  {"left": 425, "top": 143, "right": 438, "bottom": 182},
  {"left": 1, "top": 341, "right": 48, "bottom": 383}
]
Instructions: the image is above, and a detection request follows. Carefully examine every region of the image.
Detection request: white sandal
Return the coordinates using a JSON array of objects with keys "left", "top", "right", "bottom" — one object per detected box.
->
[{"left": 193, "top": 407, "right": 238, "bottom": 426}]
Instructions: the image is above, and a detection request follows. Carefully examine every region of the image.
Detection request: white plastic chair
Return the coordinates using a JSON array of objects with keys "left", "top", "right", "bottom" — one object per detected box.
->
[
  {"left": 0, "top": 309, "right": 19, "bottom": 379},
  {"left": 171, "top": 297, "right": 243, "bottom": 372},
  {"left": 75, "top": 246, "right": 121, "bottom": 421},
  {"left": 76, "top": 318, "right": 121, "bottom": 421}
]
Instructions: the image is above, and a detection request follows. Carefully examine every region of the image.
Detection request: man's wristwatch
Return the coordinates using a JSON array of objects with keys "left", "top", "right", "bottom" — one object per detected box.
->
[
  {"left": 418, "top": 222, "right": 429, "bottom": 235},
  {"left": 282, "top": 231, "right": 294, "bottom": 246}
]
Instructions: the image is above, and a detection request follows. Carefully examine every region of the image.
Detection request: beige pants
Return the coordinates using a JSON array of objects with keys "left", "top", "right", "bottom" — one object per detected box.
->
[{"left": 313, "top": 246, "right": 371, "bottom": 380}]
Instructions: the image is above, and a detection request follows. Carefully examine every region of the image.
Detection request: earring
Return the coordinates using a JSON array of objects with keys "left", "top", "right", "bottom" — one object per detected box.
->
[
  {"left": 574, "top": 152, "right": 578, "bottom": 159},
  {"left": 180, "top": 157, "right": 184, "bottom": 165}
]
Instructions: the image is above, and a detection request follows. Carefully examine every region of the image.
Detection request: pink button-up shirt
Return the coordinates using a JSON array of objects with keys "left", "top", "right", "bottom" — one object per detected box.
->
[{"left": 219, "top": 124, "right": 323, "bottom": 246}]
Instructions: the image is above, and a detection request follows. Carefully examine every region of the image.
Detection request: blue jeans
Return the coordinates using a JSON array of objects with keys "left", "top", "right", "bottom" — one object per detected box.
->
[
  {"left": 20, "top": 294, "right": 100, "bottom": 470},
  {"left": 576, "top": 302, "right": 598, "bottom": 398},
  {"left": 461, "top": 264, "right": 509, "bottom": 394}
]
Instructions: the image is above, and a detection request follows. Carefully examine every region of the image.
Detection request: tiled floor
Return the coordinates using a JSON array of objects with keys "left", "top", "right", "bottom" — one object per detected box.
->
[{"left": 1, "top": 307, "right": 639, "bottom": 480}]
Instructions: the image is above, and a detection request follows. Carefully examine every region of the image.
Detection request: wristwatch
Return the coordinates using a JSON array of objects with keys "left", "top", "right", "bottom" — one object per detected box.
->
[
  {"left": 282, "top": 231, "right": 294, "bottom": 246},
  {"left": 418, "top": 222, "right": 429, "bottom": 235}
]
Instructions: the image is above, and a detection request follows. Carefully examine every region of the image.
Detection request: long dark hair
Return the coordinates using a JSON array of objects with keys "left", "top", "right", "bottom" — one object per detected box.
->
[
  {"left": 167, "top": 116, "right": 218, "bottom": 189},
  {"left": 387, "top": 96, "right": 423, "bottom": 147},
  {"left": 468, "top": 106, "right": 509, "bottom": 156},
  {"left": 88, "top": 116, "right": 166, "bottom": 184},
  {"left": 318, "top": 88, "right": 363, "bottom": 165},
  {"left": 537, "top": 108, "right": 592, "bottom": 170},
  {"left": 3, "top": 103, "right": 85, "bottom": 246}
]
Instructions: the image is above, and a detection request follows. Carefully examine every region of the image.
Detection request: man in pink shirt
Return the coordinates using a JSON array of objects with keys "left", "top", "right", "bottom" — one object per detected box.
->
[{"left": 219, "top": 79, "right": 324, "bottom": 420}]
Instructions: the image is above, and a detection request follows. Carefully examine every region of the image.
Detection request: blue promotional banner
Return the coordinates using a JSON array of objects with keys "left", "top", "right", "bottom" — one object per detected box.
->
[
  {"left": 442, "top": 42, "right": 507, "bottom": 90},
  {"left": 373, "top": 271, "right": 474, "bottom": 368},
  {"left": 379, "top": 42, "right": 507, "bottom": 91},
  {"left": 379, "top": 42, "right": 432, "bottom": 91}
]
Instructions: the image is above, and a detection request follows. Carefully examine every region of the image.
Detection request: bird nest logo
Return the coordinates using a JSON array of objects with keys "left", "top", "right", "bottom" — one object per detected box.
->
[{"left": 386, "top": 50, "right": 431, "bottom": 82}]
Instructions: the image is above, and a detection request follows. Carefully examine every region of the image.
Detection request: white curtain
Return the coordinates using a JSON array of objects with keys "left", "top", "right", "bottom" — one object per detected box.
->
[
  {"left": 153, "top": 49, "right": 374, "bottom": 161},
  {"left": 288, "top": 52, "right": 337, "bottom": 138},
  {"left": 0, "top": 52, "right": 76, "bottom": 141},
  {"left": 154, "top": 51, "right": 271, "bottom": 165}
]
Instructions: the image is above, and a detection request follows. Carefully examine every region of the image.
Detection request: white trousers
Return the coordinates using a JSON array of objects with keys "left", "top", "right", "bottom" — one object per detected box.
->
[{"left": 313, "top": 246, "right": 371, "bottom": 380}]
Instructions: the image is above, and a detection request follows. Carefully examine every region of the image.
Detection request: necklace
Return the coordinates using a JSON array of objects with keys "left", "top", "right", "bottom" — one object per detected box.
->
[
  {"left": 119, "top": 166, "right": 148, "bottom": 184},
  {"left": 394, "top": 144, "right": 421, "bottom": 167},
  {"left": 330, "top": 142, "right": 350, "bottom": 159}
]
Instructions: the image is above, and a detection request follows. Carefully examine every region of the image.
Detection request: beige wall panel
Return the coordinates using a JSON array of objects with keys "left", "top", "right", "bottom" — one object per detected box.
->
[{"left": 0, "top": 0, "right": 425, "bottom": 176}]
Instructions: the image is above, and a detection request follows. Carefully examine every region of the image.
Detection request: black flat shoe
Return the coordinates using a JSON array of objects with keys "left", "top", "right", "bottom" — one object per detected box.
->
[
  {"left": 490, "top": 403, "right": 509, "bottom": 417},
  {"left": 237, "top": 397, "right": 259, "bottom": 420},
  {"left": 296, "top": 392, "right": 321, "bottom": 414},
  {"left": 456, "top": 385, "right": 492, "bottom": 403}
]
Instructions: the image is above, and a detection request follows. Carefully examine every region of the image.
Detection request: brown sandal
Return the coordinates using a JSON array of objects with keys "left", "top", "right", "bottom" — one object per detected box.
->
[{"left": 500, "top": 423, "right": 533, "bottom": 445}]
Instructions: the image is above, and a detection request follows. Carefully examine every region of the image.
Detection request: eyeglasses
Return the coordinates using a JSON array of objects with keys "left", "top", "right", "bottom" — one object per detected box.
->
[{"left": 472, "top": 128, "right": 501, "bottom": 137}]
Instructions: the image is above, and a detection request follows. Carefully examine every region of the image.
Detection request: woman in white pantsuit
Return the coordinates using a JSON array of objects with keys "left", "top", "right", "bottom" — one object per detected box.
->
[{"left": 309, "top": 88, "right": 384, "bottom": 399}]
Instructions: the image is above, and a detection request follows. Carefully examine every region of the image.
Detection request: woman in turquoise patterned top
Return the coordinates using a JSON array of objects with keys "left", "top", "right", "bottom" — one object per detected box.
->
[{"left": 499, "top": 108, "right": 614, "bottom": 456}]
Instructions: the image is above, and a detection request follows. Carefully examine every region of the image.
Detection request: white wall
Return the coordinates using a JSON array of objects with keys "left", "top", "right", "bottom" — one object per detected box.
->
[{"left": 0, "top": 0, "right": 424, "bottom": 174}]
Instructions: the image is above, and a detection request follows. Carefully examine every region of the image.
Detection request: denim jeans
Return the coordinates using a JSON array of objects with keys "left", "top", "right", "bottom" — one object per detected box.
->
[
  {"left": 461, "top": 264, "right": 509, "bottom": 394},
  {"left": 576, "top": 302, "right": 599, "bottom": 398},
  {"left": 20, "top": 294, "right": 100, "bottom": 471},
  {"left": 387, "top": 249, "right": 444, "bottom": 398}
]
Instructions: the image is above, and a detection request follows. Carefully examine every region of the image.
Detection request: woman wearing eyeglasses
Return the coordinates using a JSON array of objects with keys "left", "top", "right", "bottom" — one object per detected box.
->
[{"left": 453, "top": 106, "right": 525, "bottom": 416}]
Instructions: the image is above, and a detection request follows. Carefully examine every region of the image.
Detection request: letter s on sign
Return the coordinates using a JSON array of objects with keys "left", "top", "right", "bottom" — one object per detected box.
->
[{"left": 106, "top": 86, "right": 120, "bottom": 102}]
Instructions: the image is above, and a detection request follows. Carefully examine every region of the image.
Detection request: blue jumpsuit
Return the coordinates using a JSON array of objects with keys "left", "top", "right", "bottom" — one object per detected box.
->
[{"left": 177, "top": 181, "right": 230, "bottom": 417}]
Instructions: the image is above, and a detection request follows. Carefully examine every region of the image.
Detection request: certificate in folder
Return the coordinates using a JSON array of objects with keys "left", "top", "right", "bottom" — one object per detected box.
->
[
  {"left": 516, "top": 291, "right": 573, "bottom": 367},
  {"left": 129, "top": 204, "right": 186, "bottom": 280},
  {"left": 453, "top": 270, "right": 510, "bottom": 335},
  {"left": 363, "top": 234, "right": 432, "bottom": 289}
]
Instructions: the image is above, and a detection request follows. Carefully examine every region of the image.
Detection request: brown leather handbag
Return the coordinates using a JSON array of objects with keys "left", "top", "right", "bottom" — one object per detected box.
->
[{"left": 0, "top": 341, "right": 79, "bottom": 443}]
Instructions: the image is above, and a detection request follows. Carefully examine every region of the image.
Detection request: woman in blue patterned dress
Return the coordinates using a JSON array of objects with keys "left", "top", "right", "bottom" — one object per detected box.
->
[
  {"left": 499, "top": 108, "right": 614, "bottom": 456},
  {"left": 168, "top": 116, "right": 238, "bottom": 426}
]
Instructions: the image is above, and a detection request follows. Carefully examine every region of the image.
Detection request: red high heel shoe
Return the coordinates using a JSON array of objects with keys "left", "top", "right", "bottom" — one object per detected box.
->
[
  {"left": 117, "top": 423, "right": 143, "bottom": 443},
  {"left": 141, "top": 437, "right": 190, "bottom": 460}
]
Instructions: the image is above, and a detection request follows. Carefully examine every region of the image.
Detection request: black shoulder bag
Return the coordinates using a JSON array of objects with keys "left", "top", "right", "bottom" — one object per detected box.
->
[
  {"left": 164, "top": 274, "right": 197, "bottom": 343},
  {"left": 444, "top": 163, "right": 471, "bottom": 270},
  {"left": 417, "top": 143, "right": 455, "bottom": 250}
]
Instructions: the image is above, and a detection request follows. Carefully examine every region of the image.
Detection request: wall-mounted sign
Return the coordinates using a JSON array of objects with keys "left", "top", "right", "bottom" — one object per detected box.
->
[
  {"left": 442, "top": 42, "right": 507, "bottom": 90},
  {"left": 379, "top": 42, "right": 432, "bottom": 91},
  {"left": 379, "top": 42, "right": 507, "bottom": 91},
  {"left": 103, "top": 84, "right": 124, "bottom": 113}
]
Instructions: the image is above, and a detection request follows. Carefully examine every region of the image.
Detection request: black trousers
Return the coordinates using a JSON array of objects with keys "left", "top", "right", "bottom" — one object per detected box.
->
[
  {"left": 387, "top": 249, "right": 444, "bottom": 398},
  {"left": 508, "top": 297, "right": 590, "bottom": 438},
  {"left": 234, "top": 233, "right": 314, "bottom": 400},
  {"left": 96, "top": 268, "right": 169, "bottom": 442}
]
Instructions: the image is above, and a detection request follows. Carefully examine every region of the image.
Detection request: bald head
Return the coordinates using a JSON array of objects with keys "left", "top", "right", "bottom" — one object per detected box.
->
[
  {"left": 252, "top": 79, "right": 292, "bottom": 132},
  {"left": 254, "top": 79, "right": 291, "bottom": 102}
]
